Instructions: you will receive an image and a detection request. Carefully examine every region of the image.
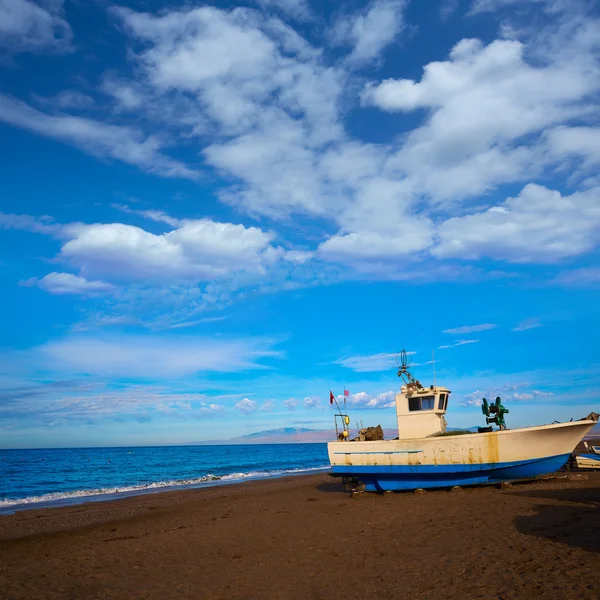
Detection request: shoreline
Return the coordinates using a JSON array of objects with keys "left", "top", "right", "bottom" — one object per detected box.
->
[
  {"left": 1, "top": 472, "right": 599, "bottom": 599},
  {"left": 0, "top": 465, "right": 330, "bottom": 516}
]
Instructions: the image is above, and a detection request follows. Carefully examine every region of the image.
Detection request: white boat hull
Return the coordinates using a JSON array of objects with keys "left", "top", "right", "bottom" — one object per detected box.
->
[
  {"left": 328, "top": 420, "right": 596, "bottom": 491},
  {"left": 575, "top": 453, "right": 600, "bottom": 470}
]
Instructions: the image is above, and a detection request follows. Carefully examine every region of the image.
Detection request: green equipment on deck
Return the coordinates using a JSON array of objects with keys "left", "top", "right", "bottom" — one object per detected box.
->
[{"left": 481, "top": 396, "right": 509, "bottom": 430}]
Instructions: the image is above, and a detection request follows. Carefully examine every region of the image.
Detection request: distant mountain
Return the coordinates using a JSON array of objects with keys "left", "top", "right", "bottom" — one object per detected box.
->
[
  {"left": 228, "top": 426, "right": 398, "bottom": 444},
  {"left": 237, "top": 427, "right": 316, "bottom": 439},
  {"left": 228, "top": 427, "right": 334, "bottom": 444}
]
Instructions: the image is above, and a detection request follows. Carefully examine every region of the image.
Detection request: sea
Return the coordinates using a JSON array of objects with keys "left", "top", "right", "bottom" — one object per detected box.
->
[{"left": 0, "top": 443, "right": 330, "bottom": 514}]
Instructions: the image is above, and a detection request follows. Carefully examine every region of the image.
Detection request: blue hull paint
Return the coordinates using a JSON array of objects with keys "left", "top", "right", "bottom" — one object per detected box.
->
[
  {"left": 331, "top": 453, "right": 571, "bottom": 492},
  {"left": 580, "top": 454, "right": 600, "bottom": 461}
]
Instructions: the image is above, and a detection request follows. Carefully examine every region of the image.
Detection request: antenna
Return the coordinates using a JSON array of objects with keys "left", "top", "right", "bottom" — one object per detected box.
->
[
  {"left": 396, "top": 348, "right": 421, "bottom": 388},
  {"left": 432, "top": 349, "right": 437, "bottom": 389}
]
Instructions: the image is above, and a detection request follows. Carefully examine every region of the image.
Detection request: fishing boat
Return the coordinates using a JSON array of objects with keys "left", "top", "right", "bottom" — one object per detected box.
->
[
  {"left": 575, "top": 441, "right": 600, "bottom": 470},
  {"left": 328, "top": 351, "right": 598, "bottom": 492}
]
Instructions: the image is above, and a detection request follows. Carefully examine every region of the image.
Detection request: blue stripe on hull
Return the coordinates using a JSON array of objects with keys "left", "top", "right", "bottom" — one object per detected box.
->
[
  {"left": 331, "top": 453, "right": 570, "bottom": 492},
  {"left": 580, "top": 454, "right": 600, "bottom": 460}
]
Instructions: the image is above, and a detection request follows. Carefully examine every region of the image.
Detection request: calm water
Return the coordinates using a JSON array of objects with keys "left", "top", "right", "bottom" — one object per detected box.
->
[{"left": 0, "top": 444, "right": 329, "bottom": 513}]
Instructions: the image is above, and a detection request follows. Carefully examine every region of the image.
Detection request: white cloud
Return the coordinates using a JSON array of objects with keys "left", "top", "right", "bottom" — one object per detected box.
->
[
  {"left": 346, "top": 390, "right": 396, "bottom": 409},
  {"left": 113, "top": 6, "right": 277, "bottom": 92},
  {"left": 554, "top": 268, "right": 600, "bottom": 287},
  {"left": 256, "top": 0, "right": 311, "bottom": 20},
  {"left": 330, "top": 0, "right": 407, "bottom": 66},
  {"left": 34, "top": 272, "right": 117, "bottom": 296},
  {"left": 469, "top": 0, "right": 549, "bottom": 14},
  {"left": 284, "top": 398, "right": 297, "bottom": 410},
  {"left": 111, "top": 204, "right": 183, "bottom": 228},
  {"left": 433, "top": 184, "right": 600, "bottom": 262},
  {"left": 3, "top": 1, "right": 600, "bottom": 300},
  {"left": 2, "top": 210, "right": 302, "bottom": 288},
  {"left": 36, "top": 90, "right": 95, "bottom": 110},
  {"left": 546, "top": 126, "right": 600, "bottom": 168},
  {"left": 59, "top": 220, "right": 278, "bottom": 283},
  {"left": 198, "top": 402, "right": 227, "bottom": 416},
  {"left": 113, "top": 4, "right": 346, "bottom": 220},
  {"left": 443, "top": 323, "right": 496, "bottom": 334},
  {"left": 334, "top": 352, "right": 414, "bottom": 372},
  {"left": 0, "top": 0, "right": 71, "bottom": 53},
  {"left": 512, "top": 318, "right": 543, "bottom": 332},
  {"left": 260, "top": 399, "right": 276, "bottom": 411},
  {"left": 0, "top": 211, "right": 64, "bottom": 236},
  {"left": 461, "top": 384, "right": 553, "bottom": 406},
  {"left": 362, "top": 35, "right": 600, "bottom": 203},
  {"left": 0, "top": 95, "right": 197, "bottom": 180},
  {"left": 235, "top": 398, "right": 258, "bottom": 414},
  {"left": 101, "top": 3, "right": 600, "bottom": 278},
  {"left": 0, "top": 382, "right": 230, "bottom": 424},
  {"left": 439, "top": 339, "right": 479, "bottom": 349},
  {"left": 318, "top": 216, "right": 434, "bottom": 268},
  {"left": 304, "top": 395, "right": 322, "bottom": 409},
  {"left": 30, "top": 335, "right": 281, "bottom": 378}
]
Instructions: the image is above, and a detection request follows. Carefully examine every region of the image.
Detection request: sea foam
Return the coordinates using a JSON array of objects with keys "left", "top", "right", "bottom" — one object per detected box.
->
[{"left": 0, "top": 466, "right": 329, "bottom": 510}]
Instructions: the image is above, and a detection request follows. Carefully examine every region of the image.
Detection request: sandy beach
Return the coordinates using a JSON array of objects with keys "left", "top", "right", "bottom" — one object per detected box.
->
[{"left": 1, "top": 472, "right": 599, "bottom": 600}]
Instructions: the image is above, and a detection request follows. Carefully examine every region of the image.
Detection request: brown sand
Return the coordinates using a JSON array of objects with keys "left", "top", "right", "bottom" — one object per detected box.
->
[{"left": 1, "top": 472, "right": 599, "bottom": 600}]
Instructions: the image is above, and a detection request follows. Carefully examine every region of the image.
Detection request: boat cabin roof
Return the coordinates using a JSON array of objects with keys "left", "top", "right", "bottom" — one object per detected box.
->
[{"left": 401, "top": 385, "right": 451, "bottom": 396}]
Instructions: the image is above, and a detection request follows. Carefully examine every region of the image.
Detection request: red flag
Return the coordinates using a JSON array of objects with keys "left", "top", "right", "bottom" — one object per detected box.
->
[
  {"left": 329, "top": 390, "right": 335, "bottom": 404},
  {"left": 344, "top": 389, "right": 349, "bottom": 397}
]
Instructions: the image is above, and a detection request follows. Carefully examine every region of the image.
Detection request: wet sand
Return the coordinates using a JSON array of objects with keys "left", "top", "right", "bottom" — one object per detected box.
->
[{"left": 1, "top": 472, "right": 599, "bottom": 600}]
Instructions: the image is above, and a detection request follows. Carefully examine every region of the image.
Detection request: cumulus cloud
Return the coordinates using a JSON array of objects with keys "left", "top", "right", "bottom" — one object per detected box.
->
[
  {"left": 256, "top": 0, "right": 311, "bottom": 20},
  {"left": 304, "top": 395, "right": 322, "bottom": 409},
  {"left": 318, "top": 217, "right": 434, "bottom": 267},
  {"left": 433, "top": 184, "right": 600, "bottom": 263},
  {"left": 330, "top": 0, "right": 407, "bottom": 66},
  {"left": 112, "top": 4, "right": 347, "bottom": 220},
  {"left": 0, "top": 0, "right": 72, "bottom": 53},
  {"left": 4, "top": 0, "right": 600, "bottom": 297},
  {"left": 346, "top": 390, "right": 396, "bottom": 409},
  {"left": 461, "top": 384, "right": 553, "bottom": 406},
  {"left": 362, "top": 35, "right": 600, "bottom": 202},
  {"left": 545, "top": 126, "right": 600, "bottom": 168},
  {"left": 2, "top": 210, "right": 304, "bottom": 289},
  {"left": 31, "top": 272, "right": 117, "bottom": 296},
  {"left": 284, "top": 398, "right": 297, "bottom": 410},
  {"left": 235, "top": 398, "right": 257, "bottom": 414},
  {"left": 260, "top": 399, "right": 276, "bottom": 411},
  {"left": 59, "top": 220, "right": 278, "bottom": 283}
]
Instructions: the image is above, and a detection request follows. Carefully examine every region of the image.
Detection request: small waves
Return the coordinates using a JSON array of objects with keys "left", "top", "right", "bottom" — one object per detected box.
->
[{"left": 0, "top": 465, "right": 329, "bottom": 510}]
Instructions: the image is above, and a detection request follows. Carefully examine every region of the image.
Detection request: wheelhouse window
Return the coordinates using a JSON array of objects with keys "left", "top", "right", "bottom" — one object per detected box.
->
[
  {"left": 438, "top": 394, "right": 446, "bottom": 410},
  {"left": 408, "top": 395, "right": 435, "bottom": 411},
  {"left": 422, "top": 395, "right": 435, "bottom": 410},
  {"left": 408, "top": 397, "right": 421, "bottom": 411}
]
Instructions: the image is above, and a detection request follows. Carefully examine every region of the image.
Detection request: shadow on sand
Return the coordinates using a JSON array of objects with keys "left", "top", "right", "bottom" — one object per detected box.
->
[
  {"left": 512, "top": 486, "right": 600, "bottom": 553},
  {"left": 315, "top": 481, "right": 346, "bottom": 494}
]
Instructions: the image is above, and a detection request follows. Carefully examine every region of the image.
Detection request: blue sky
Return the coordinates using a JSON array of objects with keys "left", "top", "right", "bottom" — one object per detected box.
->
[{"left": 1, "top": 0, "right": 599, "bottom": 449}]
